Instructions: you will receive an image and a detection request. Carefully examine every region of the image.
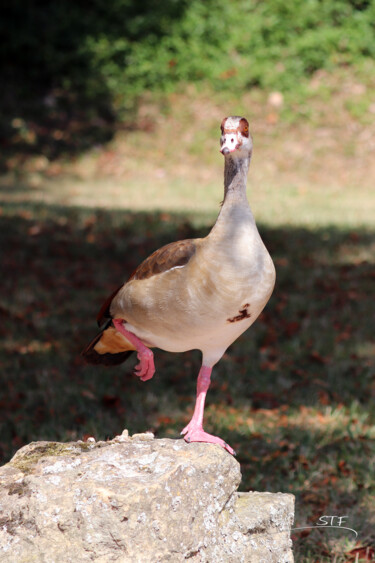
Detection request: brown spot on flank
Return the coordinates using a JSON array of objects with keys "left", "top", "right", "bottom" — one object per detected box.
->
[{"left": 227, "top": 305, "right": 251, "bottom": 323}]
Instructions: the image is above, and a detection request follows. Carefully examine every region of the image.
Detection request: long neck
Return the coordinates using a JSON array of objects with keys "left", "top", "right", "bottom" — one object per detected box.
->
[
  {"left": 211, "top": 154, "right": 252, "bottom": 235},
  {"left": 223, "top": 153, "right": 250, "bottom": 202}
]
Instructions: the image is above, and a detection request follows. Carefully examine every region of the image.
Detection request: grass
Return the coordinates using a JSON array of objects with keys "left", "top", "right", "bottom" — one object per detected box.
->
[
  {"left": 1, "top": 83, "right": 375, "bottom": 561},
  {"left": 3, "top": 66, "right": 375, "bottom": 227}
]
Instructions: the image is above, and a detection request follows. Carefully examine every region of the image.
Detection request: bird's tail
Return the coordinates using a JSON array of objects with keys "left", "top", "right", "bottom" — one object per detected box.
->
[{"left": 82, "top": 322, "right": 136, "bottom": 366}]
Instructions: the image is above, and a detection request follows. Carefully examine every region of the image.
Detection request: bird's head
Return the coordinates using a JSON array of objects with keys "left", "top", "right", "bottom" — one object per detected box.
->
[{"left": 220, "top": 116, "right": 253, "bottom": 158}]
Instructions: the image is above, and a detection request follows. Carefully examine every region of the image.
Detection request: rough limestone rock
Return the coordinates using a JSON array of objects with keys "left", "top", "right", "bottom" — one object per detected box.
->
[{"left": 0, "top": 433, "right": 294, "bottom": 562}]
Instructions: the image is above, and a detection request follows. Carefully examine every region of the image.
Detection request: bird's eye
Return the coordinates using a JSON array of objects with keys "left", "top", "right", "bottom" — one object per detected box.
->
[
  {"left": 244, "top": 126, "right": 248, "bottom": 133},
  {"left": 231, "top": 138, "right": 234, "bottom": 143}
]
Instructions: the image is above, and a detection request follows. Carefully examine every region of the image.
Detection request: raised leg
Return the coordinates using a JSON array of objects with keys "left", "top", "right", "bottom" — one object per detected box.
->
[
  {"left": 181, "top": 365, "right": 235, "bottom": 455},
  {"left": 113, "top": 319, "right": 155, "bottom": 381}
]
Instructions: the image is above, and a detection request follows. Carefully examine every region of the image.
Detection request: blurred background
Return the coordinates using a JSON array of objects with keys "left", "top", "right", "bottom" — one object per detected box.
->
[{"left": 1, "top": 1, "right": 375, "bottom": 560}]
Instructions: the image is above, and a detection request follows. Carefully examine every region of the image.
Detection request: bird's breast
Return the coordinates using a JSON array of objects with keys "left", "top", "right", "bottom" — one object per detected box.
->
[{"left": 117, "top": 225, "right": 275, "bottom": 357}]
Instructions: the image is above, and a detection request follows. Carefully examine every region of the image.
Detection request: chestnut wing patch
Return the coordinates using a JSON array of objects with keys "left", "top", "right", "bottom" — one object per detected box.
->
[{"left": 129, "top": 239, "right": 196, "bottom": 281}]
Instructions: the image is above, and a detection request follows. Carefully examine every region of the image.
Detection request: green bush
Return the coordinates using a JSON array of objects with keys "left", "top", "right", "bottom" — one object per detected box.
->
[{"left": 1, "top": 0, "right": 375, "bottom": 113}]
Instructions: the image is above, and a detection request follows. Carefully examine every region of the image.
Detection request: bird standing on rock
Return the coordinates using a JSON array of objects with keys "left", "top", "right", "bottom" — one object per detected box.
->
[{"left": 82, "top": 116, "right": 276, "bottom": 455}]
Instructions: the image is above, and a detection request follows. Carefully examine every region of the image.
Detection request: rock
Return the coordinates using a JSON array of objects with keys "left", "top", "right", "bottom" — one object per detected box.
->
[{"left": 0, "top": 435, "right": 294, "bottom": 562}]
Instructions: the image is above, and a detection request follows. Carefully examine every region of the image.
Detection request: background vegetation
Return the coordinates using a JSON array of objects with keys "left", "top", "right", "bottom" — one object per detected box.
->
[
  {"left": 3, "top": 0, "right": 375, "bottom": 101},
  {"left": 1, "top": 1, "right": 375, "bottom": 561},
  {"left": 1, "top": 0, "right": 375, "bottom": 160}
]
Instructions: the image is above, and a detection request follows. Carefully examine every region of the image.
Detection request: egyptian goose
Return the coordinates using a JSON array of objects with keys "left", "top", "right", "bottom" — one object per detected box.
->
[{"left": 82, "top": 116, "right": 275, "bottom": 455}]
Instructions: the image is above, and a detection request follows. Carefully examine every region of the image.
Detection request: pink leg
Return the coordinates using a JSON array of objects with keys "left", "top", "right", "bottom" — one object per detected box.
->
[
  {"left": 113, "top": 319, "right": 155, "bottom": 382},
  {"left": 181, "top": 366, "right": 235, "bottom": 455}
]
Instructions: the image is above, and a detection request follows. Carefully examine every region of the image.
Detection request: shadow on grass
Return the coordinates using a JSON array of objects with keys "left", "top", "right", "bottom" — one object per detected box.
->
[
  {"left": 1, "top": 199, "right": 375, "bottom": 557},
  {"left": 1, "top": 200, "right": 374, "bottom": 453},
  {"left": 0, "top": 81, "right": 118, "bottom": 172}
]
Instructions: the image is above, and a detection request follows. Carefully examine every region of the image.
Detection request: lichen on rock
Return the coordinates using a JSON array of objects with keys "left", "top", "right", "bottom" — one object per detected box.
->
[{"left": 0, "top": 434, "right": 294, "bottom": 562}]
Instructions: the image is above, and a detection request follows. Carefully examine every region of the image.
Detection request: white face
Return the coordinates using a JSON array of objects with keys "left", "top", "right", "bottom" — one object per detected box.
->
[{"left": 220, "top": 116, "right": 253, "bottom": 157}]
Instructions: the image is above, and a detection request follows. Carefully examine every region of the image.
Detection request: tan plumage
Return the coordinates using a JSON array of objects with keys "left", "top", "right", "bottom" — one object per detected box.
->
[{"left": 82, "top": 116, "right": 275, "bottom": 454}]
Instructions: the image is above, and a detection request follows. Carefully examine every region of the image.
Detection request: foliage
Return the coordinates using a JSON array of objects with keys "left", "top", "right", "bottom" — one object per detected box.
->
[
  {"left": 2, "top": 0, "right": 375, "bottom": 114},
  {"left": 1, "top": 0, "right": 374, "bottom": 165}
]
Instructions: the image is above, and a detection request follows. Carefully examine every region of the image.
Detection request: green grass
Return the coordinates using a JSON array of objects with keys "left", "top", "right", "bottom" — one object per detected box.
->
[{"left": 2, "top": 172, "right": 374, "bottom": 230}]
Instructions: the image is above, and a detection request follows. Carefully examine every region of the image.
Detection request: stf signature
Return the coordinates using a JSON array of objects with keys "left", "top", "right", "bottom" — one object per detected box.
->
[{"left": 292, "top": 515, "right": 358, "bottom": 538}]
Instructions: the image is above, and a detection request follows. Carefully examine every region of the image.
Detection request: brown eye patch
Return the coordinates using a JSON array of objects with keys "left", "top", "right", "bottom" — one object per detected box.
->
[
  {"left": 239, "top": 118, "right": 249, "bottom": 137},
  {"left": 220, "top": 117, "right": 228, "bottom": 134}
]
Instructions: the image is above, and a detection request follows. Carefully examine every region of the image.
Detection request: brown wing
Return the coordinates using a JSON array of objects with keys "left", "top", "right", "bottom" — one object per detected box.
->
[
  {"left": 129, "top": 239, "right": 196, "bottom": 281},
  {"left": 96, "top": 239, "right": 196, "bottom": 327}
]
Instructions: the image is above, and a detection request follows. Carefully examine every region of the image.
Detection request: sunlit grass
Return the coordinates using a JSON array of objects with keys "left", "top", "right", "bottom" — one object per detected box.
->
[{"left": 2, "top": 171, "right": 374, "bottom": 231}]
